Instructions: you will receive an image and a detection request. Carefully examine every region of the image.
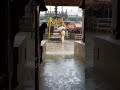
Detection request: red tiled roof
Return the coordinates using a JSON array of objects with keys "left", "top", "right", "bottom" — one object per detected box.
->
[
  {"left": 75, "top": 24, "right": 82, "bottom": 28},
  {"left": 66, "top": 23, "right": 82, "bottom": 30}
]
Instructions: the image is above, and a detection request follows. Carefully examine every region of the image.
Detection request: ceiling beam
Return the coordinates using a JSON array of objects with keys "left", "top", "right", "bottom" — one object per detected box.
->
[{"left": 44, "top": 0, "right": 81, "bottom": 6}]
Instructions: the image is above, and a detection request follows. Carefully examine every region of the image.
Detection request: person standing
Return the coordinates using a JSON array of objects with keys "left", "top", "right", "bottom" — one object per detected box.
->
[
  {"left": 61, "top": 29, "right": 65, "bottom": 43},
  {"left": 39, "top": 23, "right": 47, "bottom": 63},
  {"left": 65, "top": 29, "right": 68, "bottom": 37},
  {"left": 39, "top": 23, "right": 47, "bottom": 43}
]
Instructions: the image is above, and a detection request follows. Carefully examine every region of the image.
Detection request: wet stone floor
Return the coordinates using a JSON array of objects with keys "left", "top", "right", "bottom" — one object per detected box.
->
[{"left": 39, "top": 40, "right": 85, "bottom": 90}]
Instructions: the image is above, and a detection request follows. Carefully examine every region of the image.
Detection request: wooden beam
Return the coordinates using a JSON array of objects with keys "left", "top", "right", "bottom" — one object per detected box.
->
[{"left": 44, "top": 0, "right": 81, "bottom": 6}]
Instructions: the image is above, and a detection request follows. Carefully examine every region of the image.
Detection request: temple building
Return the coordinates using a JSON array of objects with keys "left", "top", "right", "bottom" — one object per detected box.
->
[
  {"left": 40, "top": 9, "right": 81, "bottom": 23},
  {"left": 1, "top": 0, "right": 120, "bottom": 90}
]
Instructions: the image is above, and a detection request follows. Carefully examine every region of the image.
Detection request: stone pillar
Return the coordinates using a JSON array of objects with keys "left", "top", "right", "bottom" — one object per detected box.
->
[
  {"left": 82, "top": 9, "right": 85, "bottom": 43},
  {"left": 35, "top": 5, "right": 39, "bottom": 90},
  {"left": 112, "top": 0, "right": 120, "bottom": 39},
  {"left": 79, "top": 0, "right": 85, "bottom": 42}
]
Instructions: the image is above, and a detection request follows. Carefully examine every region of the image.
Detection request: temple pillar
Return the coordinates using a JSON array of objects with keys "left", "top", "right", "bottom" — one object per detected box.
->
[{"left": 112, "top": 0, "right": 120, "bottom": 39}]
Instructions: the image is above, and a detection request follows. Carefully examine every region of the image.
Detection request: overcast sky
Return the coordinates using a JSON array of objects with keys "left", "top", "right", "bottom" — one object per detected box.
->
[{"left": 40, "top": 6, "right": 83, "bottom": 16}]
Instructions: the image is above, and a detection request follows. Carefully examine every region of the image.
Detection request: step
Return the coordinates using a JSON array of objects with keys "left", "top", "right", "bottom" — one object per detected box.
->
[
  {"left": 54, "top": 29, "right": 59, "bottom": 31},
  {"left": 53, "top": 33, "right": 60, "bottom": 35},
  {"left": 49, "top": 37, "right": 61, "bottom": 41},
  {"left": 49, "top": 36, "right": 61, "bottom": 39},
  {"left": 51, "top": 34, "right": 61, "bottom": 36},
  {"left": 45, "top": 54, "right": 74, "bottom": 59},
  {"left": 50, "top": 36, "right": 61, "bottom": 38},
  {"left": 54, "top": 31, "right": 60, "bottom": 33}
]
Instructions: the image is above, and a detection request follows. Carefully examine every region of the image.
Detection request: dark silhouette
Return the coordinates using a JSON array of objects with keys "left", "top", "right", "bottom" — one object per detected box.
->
[
  {"left": 48, "top": 25, "right": 54, "bottom": 35},
  {"left": 39, "top": 23, "right": 47, "bottom": 42},
  {"left": 39, "top": 0, "right": 48, "bottom": 11},
  {"left": 39, "top": 23, "right": 47, "bottom": 64}
]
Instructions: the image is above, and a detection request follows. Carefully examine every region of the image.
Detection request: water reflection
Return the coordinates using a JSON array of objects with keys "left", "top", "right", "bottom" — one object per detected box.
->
[
  {"left": 39, "top": 40, "right": 85, "bottom": 90},
  {"left": 62, "top": 43, "right": 65, "bottom": 52}
]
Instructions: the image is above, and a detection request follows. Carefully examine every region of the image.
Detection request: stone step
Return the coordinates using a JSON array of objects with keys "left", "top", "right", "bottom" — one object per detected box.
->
[
  {"left": 53, "top": 33, "right": 60, "bottom": 35},
  {"left": 51, "top": 35, "right": 61, "bottom": 38},
  {"left": 54, "top": 29, "right": 58, "bottom": 31},
  {"left": 45, "top": 54, "right": 74, "bottom": 59},
  {"left": 54, "top": 31, "right": 60, "bottom": 33},
  {"left": 54, "top": 30, "right": 59, "bottom": 31},
  {"left": 49, "top": 37, "right": 61, "bottom": 41},
  {"left": 51, "top": 33, "right": 61, "bottom": 36}
]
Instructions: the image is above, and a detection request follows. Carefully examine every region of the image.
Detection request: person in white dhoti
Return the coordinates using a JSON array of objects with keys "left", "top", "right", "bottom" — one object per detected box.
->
[
  {"left": 58, "top": 26, "right": 66, "bottom": 43},
  {"left": 61, "top": 29, "right": 65, "bottom": 43}
]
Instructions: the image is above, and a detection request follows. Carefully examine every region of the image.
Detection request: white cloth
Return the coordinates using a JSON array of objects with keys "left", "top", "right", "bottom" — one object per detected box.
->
[
  {"left": 58, "top": 26, "right": 66, "bottom": 31},
  {"left": 61, "top": 30, "right": 65, "bottom": 43}
]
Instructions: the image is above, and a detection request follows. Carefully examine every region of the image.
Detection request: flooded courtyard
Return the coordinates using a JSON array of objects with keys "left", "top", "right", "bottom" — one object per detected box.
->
[{"left": 39, "top": 40, "right": 85, "bottom": 90}]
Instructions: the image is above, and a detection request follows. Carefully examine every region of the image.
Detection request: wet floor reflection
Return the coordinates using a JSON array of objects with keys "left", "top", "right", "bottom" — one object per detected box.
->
[
  {"left": 39, "top": 40, "right": 85, "bottom": 90},
  {"left": 46, "top": 40, "right": 74, "bottom": 55},
  {"left": 61, "top": 43, "right": 64, "bottom": 52}
]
